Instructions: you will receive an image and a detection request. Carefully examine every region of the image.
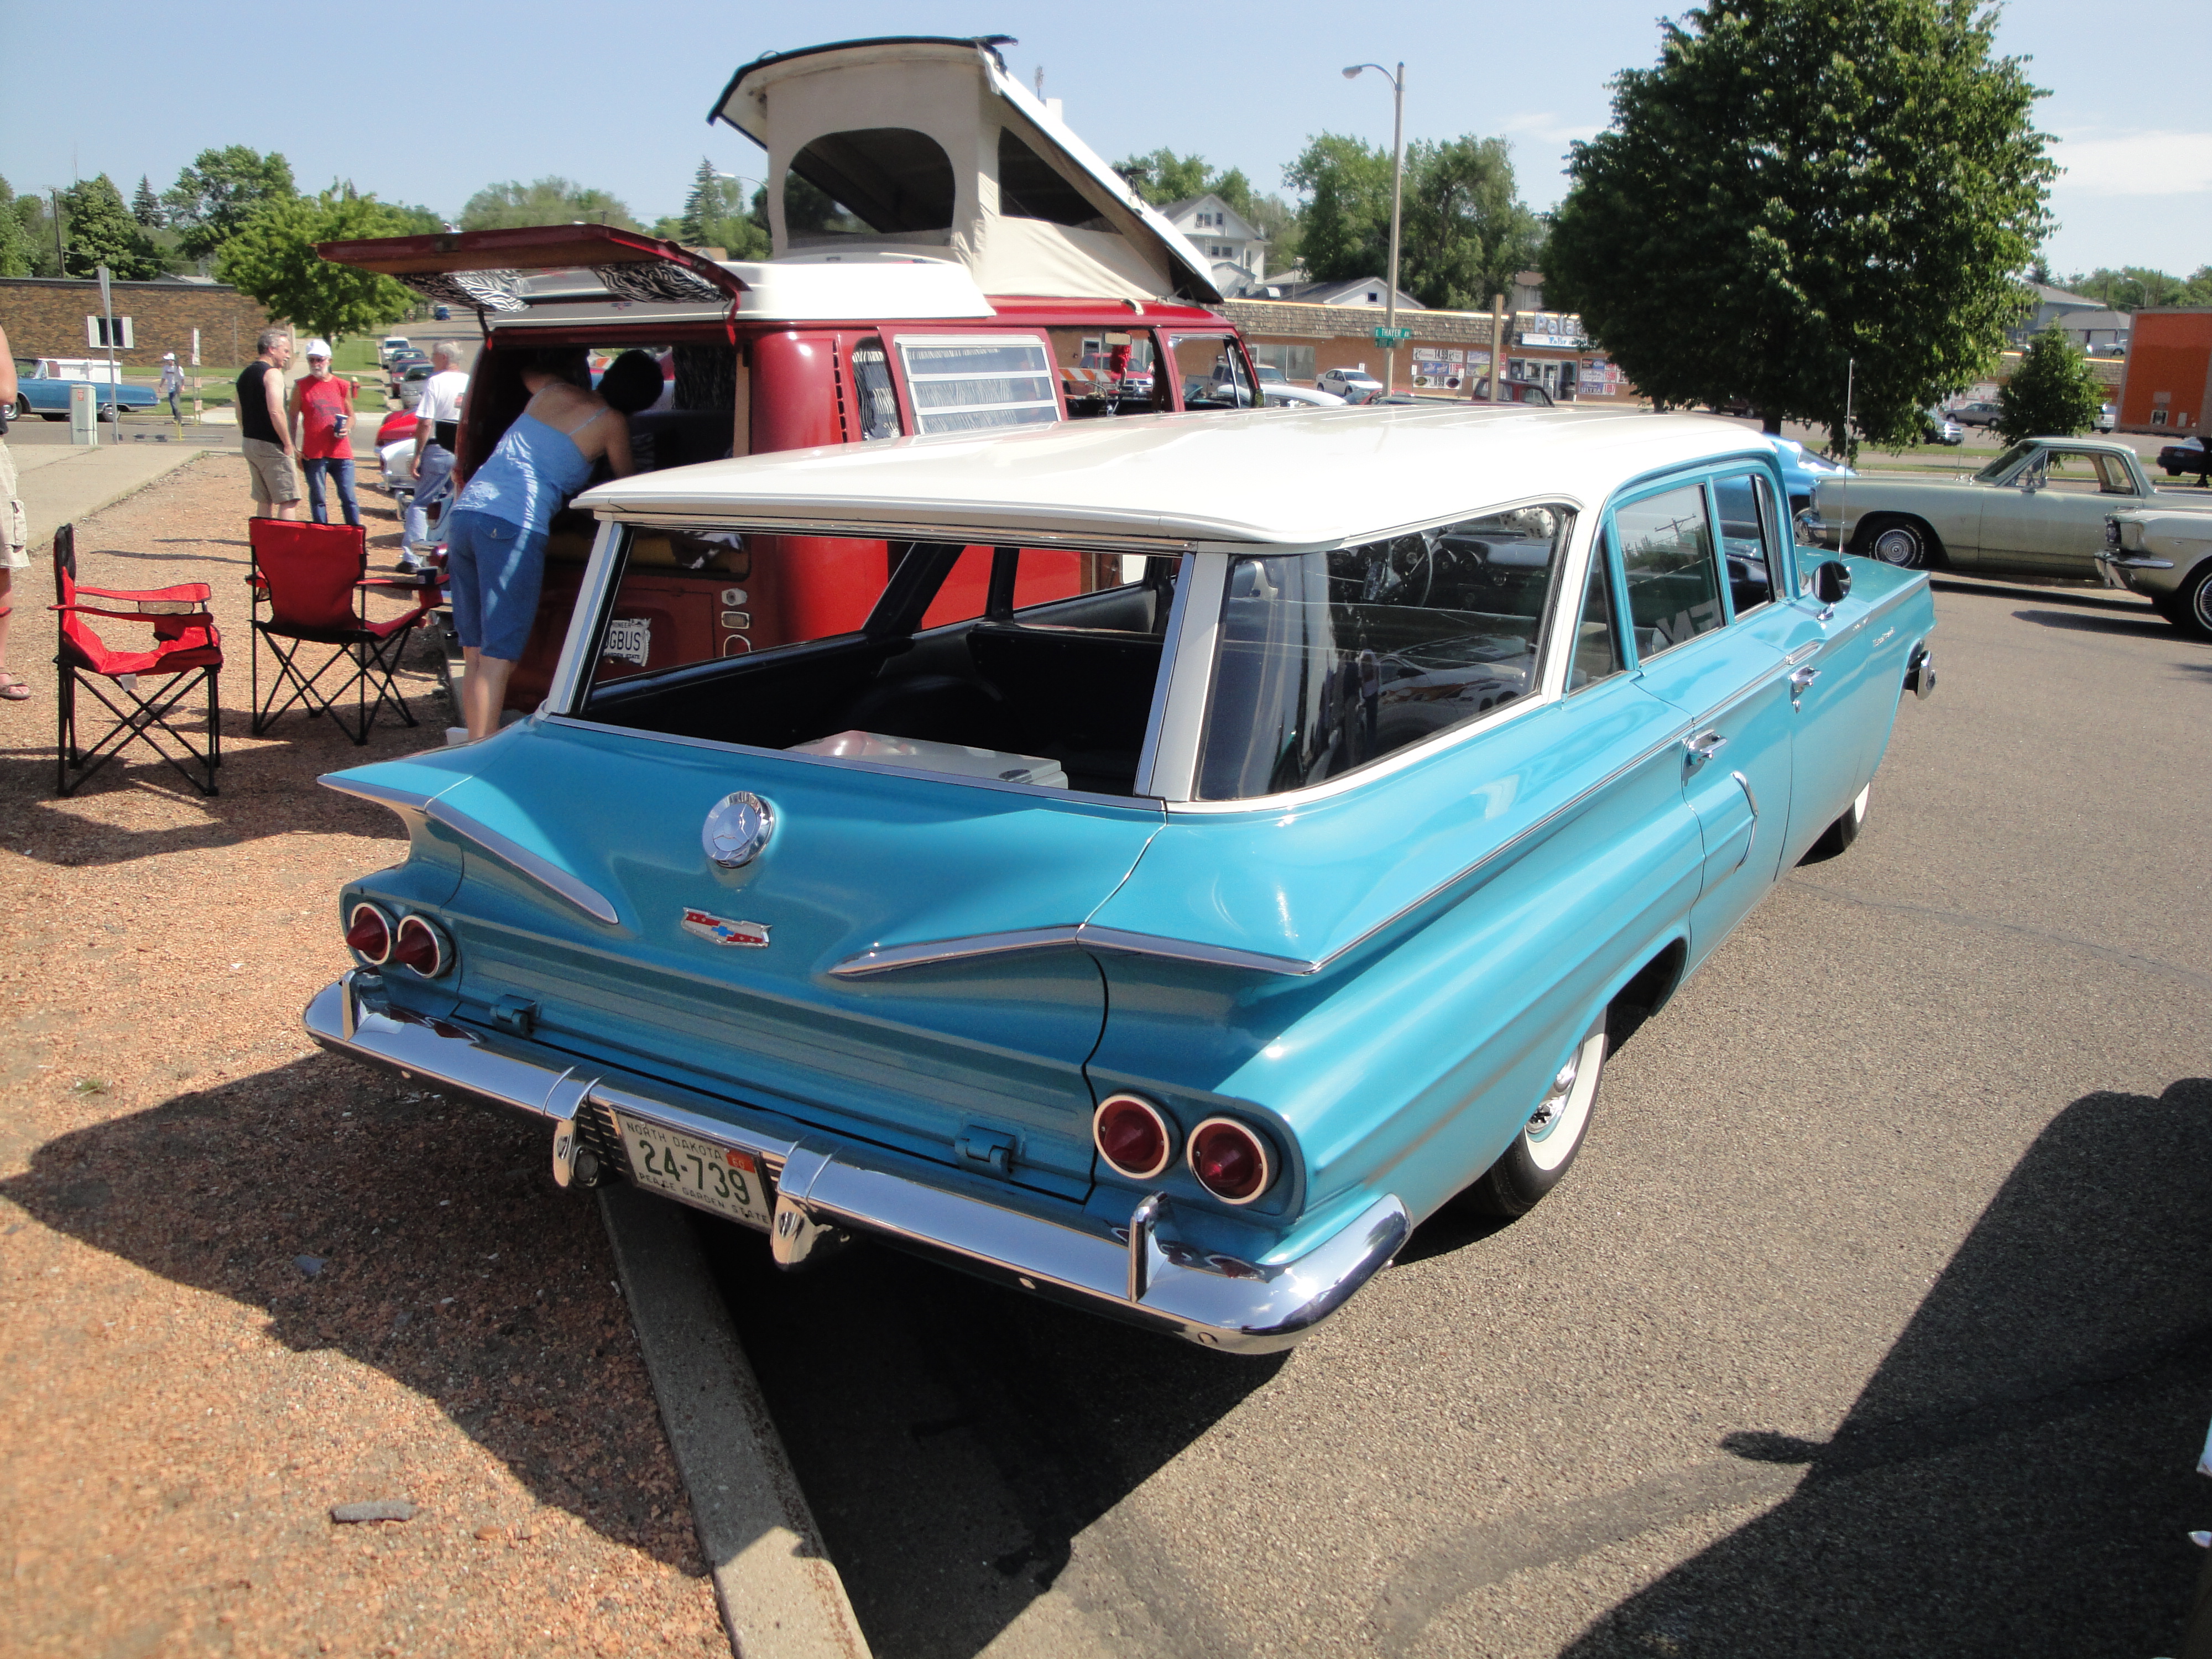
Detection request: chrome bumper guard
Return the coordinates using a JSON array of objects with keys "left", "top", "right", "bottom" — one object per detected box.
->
[
  {"left": 2093, "top": 550, "right": 2174, "bottom": 591},
  {"left": 304, "top": 973, "right": 1407, "bottom": 1354}
]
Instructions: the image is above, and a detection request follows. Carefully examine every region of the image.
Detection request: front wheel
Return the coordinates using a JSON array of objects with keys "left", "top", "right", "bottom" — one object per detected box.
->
[
  {"left": 1463, "top": 1014, "right": 1608, "bottom": 1218},
  {"left": 1802, "top": 784, "right": 1870, "bottom": 863},
  {"left": 1859, "top": 515, "right": 1935, "bottom": 569},
  {"left": 2168, "top": 562, "right": 2212, "bottom": 642}
]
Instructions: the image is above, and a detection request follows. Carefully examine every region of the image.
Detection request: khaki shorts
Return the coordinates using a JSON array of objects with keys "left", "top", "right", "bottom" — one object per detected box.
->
[
  {"left": 0, "top": 441, "right": 27, "bottom": 571},
  {"left": 242, "top": 435, "right": 301, "bottom": 506}
]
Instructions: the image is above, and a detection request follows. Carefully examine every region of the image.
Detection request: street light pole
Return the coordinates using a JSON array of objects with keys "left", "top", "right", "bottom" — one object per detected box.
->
[{"left": 1345, "top": 61, "right": 1406, "bottom": 398}]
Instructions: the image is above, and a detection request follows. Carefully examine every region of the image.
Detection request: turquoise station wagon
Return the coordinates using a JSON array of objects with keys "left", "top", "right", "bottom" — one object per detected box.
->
[{"left": 303, "top": 405, "right": 1937, "bottom": 1352}]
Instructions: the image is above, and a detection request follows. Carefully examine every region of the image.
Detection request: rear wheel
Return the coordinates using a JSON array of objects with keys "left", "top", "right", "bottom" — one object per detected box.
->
[
  {"left": 1802, "top": 785, "right": 1871, "bottom": 863},
  {"left": 1858, "top": 515, "right": 1936, "bottom": 569},
  {"left": 1464, "top": 1014, "right": 1608, "bottom": 1218}
]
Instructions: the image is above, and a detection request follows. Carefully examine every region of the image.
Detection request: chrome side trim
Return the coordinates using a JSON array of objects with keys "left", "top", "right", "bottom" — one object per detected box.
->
[
  {"left": 422, "top": 800, "right": 621, "bottom": 927},
  {"left": 829, "top": 922, "right": 1316, "bottom": 980},
  {"left": 300, "top": 977, "right": 1408, "bottom": 1353}
]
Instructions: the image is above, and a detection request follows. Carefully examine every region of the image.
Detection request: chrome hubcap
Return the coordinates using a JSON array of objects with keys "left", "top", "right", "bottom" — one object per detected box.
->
[
  {"left": 1526, "top": 1057, "right": 1578, "bottom": 1140},
  {"left": 1872, "top": 528, "right": 1919, "bottom": 566}
]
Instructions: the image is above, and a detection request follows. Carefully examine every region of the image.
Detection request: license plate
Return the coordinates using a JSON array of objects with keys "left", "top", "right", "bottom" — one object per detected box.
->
[
  {"left": 615, "top": 1114, "right": 773, "bottom": 1230},
  {"left": 603, "top": 617, "right": 651, "bottom": 666}
]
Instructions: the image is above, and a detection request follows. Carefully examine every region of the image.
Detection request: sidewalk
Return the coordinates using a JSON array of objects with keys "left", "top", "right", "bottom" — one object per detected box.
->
[{"left": 7, "top": 439, "right": 209, "bottom": 552}]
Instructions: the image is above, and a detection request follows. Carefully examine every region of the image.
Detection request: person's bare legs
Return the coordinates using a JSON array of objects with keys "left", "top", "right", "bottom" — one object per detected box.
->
[
  {"left": 0, "top": 568, "right": 15, "bottom": 693},
  {"left": 463, "top": 652, "right": 516, "bottom": 741}
]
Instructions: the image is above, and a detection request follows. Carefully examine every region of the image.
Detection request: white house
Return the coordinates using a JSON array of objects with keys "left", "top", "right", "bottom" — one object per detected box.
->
[{"left": 1158, "top": 193, "right": 1267, "bottom": 283}]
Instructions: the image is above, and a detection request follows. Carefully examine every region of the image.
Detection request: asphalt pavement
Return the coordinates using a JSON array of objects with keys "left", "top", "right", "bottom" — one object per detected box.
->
[{"left": 694, "top": 575, "right": 2212, "bottom": 1658}]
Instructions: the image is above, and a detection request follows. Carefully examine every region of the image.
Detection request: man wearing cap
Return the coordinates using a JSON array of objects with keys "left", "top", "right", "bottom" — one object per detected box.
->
[
  {"left": 159, "top": 352, "right": 185, "bottom": 423},
  {"left": 288, "top": 340, "right": 361, "bottom": 528},
  {"left": 403, "top": 341, "right": 469, "bottom": 571},
  {"left": 237, "top": 329, "right": 299, "bottom": 520}
]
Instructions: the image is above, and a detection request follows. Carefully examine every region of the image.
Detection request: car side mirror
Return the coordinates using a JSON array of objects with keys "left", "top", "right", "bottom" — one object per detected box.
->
[{"left": 1811, "top": 560, "right": 1852, "bottom": 606}]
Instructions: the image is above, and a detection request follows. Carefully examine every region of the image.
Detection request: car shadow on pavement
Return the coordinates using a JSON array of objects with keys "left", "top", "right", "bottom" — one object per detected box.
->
[
  {"left": 1, "top": 1053, "right": 701, "bottom": 1569},
  {"left": 702, "top": 1210, "right": 1287, "bottom": 1656},
  {"left": 1543, "top": 1078, "right": 2212, "bottom": 1659},
  {"left": 2011, "top": 606, "right": 2179, "bottom": 639}
]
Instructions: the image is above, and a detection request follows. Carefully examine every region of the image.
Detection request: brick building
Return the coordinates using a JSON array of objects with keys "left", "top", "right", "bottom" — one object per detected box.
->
[
  {"left": 2116, "top": 309, "right": 2212, "bottom": 434},
  {"left": 0, "top": 276, "right": 278, "bottom": 368},
  {"left": 1222, "top": 298, "right": 1636, "bottom": 403}
]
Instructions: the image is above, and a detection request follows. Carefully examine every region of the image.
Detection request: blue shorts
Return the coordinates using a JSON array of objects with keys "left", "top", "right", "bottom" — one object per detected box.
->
[{"left": 445, "top": 508, "right": 549, "bottom": 662}]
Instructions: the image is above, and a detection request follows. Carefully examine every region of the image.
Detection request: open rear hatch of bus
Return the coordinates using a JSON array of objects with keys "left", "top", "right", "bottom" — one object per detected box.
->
[{"left": 315, "top": 222, "right": 748, "bottom": 314}]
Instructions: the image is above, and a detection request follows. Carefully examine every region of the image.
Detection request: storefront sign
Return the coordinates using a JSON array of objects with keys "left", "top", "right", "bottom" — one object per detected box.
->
[{"left": 1517, "top": 311, "right": 1584, "bottom": 348}]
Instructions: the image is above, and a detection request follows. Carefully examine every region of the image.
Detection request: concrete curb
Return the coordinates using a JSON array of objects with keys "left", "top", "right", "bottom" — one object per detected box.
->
[
  {"left": 9, "top": 442, "right": 210, "bottom": 552},
  {"left": 598, "top": 1183, "right": 872, "bottom": 1659}
]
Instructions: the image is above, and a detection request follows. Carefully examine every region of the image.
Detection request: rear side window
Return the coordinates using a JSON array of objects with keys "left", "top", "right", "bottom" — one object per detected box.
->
[
  {"left": 894, "top": 335, "right": 1060, "bottom": 435},
  {"left": 1614, "top": 484, "right": 1723, "bottom": 658},
  {"left": 1197, "top": 507, "right": 1573, "bottom": 800}
]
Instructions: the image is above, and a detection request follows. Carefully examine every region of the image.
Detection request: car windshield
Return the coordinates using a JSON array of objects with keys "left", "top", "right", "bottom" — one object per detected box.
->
[
  {"left": 1974, "top": 443, "right": 2038, "bottom": 483},
  {"left": 1196, "top": 506, "right": 1573, "bottom": 800},
  {"left": 576, "top": 530, "right": 1180, "bottom": 797}
]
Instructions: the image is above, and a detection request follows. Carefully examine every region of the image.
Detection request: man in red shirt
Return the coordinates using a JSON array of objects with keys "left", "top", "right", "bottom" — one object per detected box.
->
[{"left": 287, "top": 339, "right": 361, "bottom": 528}]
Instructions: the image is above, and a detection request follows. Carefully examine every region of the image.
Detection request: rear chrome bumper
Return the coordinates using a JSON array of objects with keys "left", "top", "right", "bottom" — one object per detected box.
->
[{"left": 303, "top": 973, "right": 1407, "bottom": 1354}]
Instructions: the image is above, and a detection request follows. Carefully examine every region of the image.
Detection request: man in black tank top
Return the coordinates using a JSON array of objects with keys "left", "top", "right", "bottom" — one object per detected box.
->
[{"left": 236, "top": 330, "right": 300, "bottom": 520}]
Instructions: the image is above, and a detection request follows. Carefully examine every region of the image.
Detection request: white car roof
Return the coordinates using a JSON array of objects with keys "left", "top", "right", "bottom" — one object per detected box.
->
[{"left": 579, "top": 405, "right": 1781, "bottom": 550}]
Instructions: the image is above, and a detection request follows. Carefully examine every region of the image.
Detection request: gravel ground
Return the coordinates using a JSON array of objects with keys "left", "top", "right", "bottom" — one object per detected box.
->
[{"left": 0, "top": 456, "right": 726, "bottom": 1656}]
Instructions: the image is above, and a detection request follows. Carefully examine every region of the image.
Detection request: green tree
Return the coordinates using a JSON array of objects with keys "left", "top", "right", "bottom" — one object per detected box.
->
[
  {"left": 165, "top": 146, "right": 296, "bottom": 260},
  {"left": 0, "top": 177, "right": 35, "bottom": 278},
  {"left": 2185, "top": 266, "right": 2212, "bottom": 306},
  {"left": 668, "top": 158, "right": 768, "bottom": 259},
  {"left": 1287, "top": 133, "right": 1540, "bottom": 309},
  {"left": 1543, "top": 0, "right": 2055, "bottom": 450},
  {"left": 1113, "top": 149, "right": 1213, "bottom": 205},
  {"left": 2063, "top": 265, "right": 2193, "bottom": 311},
  {"left": 216, "top": 191, "right": 419, "bottom": 347},
  {"left": 60, "top": 175, "right": 168, "bottom": 279},
  {"left": 1995, "top": 326, "right": 2103, "bottom": 442},
  {"left": 11, "top": 187, "right": 61, "bottom": 277},
  {"left": 131, "top": 175, "right": 163, "bottom": 228},
  {"left": 460, "top": 177, "right": 638, "bottom": 231}
]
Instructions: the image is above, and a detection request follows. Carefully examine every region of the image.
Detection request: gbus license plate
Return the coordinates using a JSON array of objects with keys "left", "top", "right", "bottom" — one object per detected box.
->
[
  {"left": 603, "top": 617, "right": 651, "bottom": 666},
  {"left": 615, "top": 1114, "right": 773, "bottom": 1230}
]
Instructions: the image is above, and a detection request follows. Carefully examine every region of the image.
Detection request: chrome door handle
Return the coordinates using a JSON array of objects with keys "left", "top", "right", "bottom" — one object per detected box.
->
[
  {"left": 1789, "top": 666, "right": 1820, "bottom": 691},
  {"left": 1682, "top": 729, "right": 1727, "bottom": 764}
]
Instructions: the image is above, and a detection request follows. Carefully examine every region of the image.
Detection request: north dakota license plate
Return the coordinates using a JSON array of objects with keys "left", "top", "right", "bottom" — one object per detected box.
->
[{"left": 615, "top": 1114, "right": 773, "bottom": 1231}]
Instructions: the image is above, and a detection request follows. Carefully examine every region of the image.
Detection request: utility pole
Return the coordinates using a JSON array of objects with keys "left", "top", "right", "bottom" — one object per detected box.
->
[
  {"left": 51, "top": 187, "right": 65, "bottom": 274},
  {"left": 1490, "top": 293, "right": 1506, "bottom": 403},
  {"left": 1345, "top": 61, "right": 1407, "bottom": 398}
]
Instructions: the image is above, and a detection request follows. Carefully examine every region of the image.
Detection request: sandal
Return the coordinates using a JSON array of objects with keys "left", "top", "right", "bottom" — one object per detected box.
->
[{"left": 0, "top": 674, "right": 31, "bottom": 701}]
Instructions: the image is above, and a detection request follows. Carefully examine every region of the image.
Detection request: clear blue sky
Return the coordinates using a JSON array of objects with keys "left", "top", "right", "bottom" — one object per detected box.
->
[{"left": 5, "top": 0, "right": 2206, "bottom": 279}]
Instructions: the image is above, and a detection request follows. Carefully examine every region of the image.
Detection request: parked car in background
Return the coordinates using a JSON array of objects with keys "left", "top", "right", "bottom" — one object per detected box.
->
[
  {"left": 11, "top": 357, "right": 160, "bottom": 422},
  {"left": 1951, "top": 400, "right": 2002, "bottom": 428},
  {"left": 1921, "top": 410, "right": 1964, "bottom": 446},
  {"left": 2101, "top": 504, "right": 2212, "bottom": 637},
  {"left": 433, "top": 305, "right": 452, "bottom": 321},
  {"left": 378, "top": 336, "right": 412, "bottom": 367},
  {"left": 1318, "top": 367, "right": 1386, "bottom": 404},
  {"left": 1255, "top": 363, "right": 1287, "bottom": 387},
  {"left": 303, "top": 405, "right": 1935, "bottom": 1353},
  {"left": 1259, "top": 383, "right": 1347, "bottom": 409},
  {"left": 375, "top": 405, "right": 420, "bottom": 492},
  {"left": 393, "top": 359, "right": 437, "bottom": 410},
  {"left": 2094, "top": 403, "right": 2116, "bottom": 433},
  {"left": 1465, "top": 378, "right": 1557, "bottom": 408},
  {"left": 1767, "top": 437, "right": 1855, "bottom": 519},
  {"left": 1806, "top": 435, "right": 2212, "bottom": 571},
  {"left": 2156, "top": 435, "right": 2210, "bottom": 482}
]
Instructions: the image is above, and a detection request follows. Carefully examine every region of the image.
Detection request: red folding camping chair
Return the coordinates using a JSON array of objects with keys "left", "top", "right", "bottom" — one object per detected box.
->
[
  {"left": 248, "top": 519, "right": 440, "bottom": 743},
  {"left": 51, "top": 522, "right": 224, "bottom": 797}
]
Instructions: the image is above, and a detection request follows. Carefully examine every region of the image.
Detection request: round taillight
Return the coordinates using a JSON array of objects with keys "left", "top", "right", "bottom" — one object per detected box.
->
[
  {"left": 1093, "top": 1093, "right": 1172, "bottom": 1181},
  {"left": 345, "top": 902, "right": 393, "bottom": 964},
  {"left": 1187, "top": 1117, "right": 1274, "bottom": 1206},
  {"left": 391, "top": 914, "right": 451, "bottom": 978}
]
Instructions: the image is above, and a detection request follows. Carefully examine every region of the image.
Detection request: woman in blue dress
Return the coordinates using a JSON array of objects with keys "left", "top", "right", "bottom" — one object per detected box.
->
[{"left": 445, "top": 349, "right": 664, "bottom": 739}]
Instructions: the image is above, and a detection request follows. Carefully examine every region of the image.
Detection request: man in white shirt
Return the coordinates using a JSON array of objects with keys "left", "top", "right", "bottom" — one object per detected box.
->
[{"left": 403, "top": 340, "right": 471, "bottom": 570}]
